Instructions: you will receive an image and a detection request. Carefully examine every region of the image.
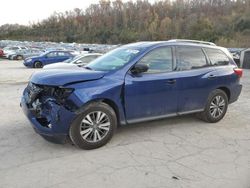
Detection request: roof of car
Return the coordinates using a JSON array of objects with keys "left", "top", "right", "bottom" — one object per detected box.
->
[
  {"left": 123, "top": 40, "right": 219, "bottom": 50},
  {"left": 167, "top": 39, "right": 216, "bottom": 46}
]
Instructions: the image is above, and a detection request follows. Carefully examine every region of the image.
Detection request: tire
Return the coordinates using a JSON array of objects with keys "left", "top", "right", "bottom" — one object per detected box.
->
[
  {"left": 198, "top": 89, "right": 228, "bottom": 123},
  {"left": 34, "top": 61, "right": 43, "bottom": 68},
  {"left": 69, "top": 102, "right": 117, "bottom": 150},
  {"left": 16, "top": 55, "right": 23, "bottom": 60}
]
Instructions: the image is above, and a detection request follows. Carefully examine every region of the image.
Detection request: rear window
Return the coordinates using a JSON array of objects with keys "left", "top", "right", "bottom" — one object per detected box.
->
[
  {"left": 204, "top": 48, "right": 230, "bottom": 66},
  {"left": 176, "top": 47, "right": 207, "bottom": 71}
]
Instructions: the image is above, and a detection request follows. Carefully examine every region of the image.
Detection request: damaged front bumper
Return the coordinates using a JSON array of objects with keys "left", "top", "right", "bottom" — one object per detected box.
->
[{"left": 20, "top": 89, "right": 77, "bottom": 144}]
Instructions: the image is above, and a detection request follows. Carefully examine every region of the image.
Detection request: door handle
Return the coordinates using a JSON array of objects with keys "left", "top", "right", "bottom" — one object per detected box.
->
[
  {"left": 208, "top": 74, "right": 216, "bottom": 79},
  {"left": 166, "top": 79, "right": 176, "bottom": 84}
]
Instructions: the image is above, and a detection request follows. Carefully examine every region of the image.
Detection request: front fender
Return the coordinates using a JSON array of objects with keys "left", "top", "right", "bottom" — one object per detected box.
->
[{"left": 68, "top": 77, "right": 126, "bottom": 125}]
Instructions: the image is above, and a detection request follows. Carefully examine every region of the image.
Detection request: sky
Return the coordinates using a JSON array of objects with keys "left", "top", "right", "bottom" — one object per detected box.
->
[
  {"left": 0, "top": 0, "right": 156, "bottom": 26},
  {"left": 0, "top": 0, "right": 106, "bottom": 25}
]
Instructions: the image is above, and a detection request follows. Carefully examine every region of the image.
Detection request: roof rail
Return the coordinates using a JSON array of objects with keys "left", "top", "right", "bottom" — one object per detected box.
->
[{"left": 167, "top": 39, "right": 216, "bottom": 46}]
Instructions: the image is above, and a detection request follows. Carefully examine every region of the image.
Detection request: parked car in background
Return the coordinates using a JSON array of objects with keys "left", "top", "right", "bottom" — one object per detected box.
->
[
  {"left": 3, "top": 46, "right": 29, "bottom": 58},
  {"left": 228, "top": 48, "right": 245, "bottom": 67},
  {"left": 8, "top": 49, "right": 45, "bottom": 60},
  {"left": 23, "top": 50, "right": 74, "bottom": 68},
  {"left": 21, "top": 41, "right": 242, "bottom": 149},
  {"left": 0, "top": 48, "right": 3, "bottom": 57},
  {"left": 43, "top": 53, "right": 102, "bottom": 69}
]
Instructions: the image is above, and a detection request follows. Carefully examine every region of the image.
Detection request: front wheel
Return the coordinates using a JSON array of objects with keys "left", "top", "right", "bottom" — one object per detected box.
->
[
  {"left": 34, "top": 61, "right": 43, "bottom": 68},
  {"left": 198, "top": 89, "right": 228, "bottom": 123},
  {"left": 69, "top": 102, "right": 117, "bottom": 150}
]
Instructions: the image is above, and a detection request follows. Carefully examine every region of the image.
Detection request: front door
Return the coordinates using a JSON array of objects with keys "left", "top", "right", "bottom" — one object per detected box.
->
[{"left": 124, "top": 47, "right": 178, "bottom": 123}]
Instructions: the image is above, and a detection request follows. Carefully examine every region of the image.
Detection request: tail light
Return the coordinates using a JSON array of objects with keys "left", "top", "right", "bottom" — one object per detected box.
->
[{"left": 234, "top": 68, "right": 243, "bottom": 78}]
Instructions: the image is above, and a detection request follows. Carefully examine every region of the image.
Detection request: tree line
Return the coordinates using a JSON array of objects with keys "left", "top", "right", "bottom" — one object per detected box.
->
[{"left": 0, "top": 0, "right": 250, "bottom": 47}]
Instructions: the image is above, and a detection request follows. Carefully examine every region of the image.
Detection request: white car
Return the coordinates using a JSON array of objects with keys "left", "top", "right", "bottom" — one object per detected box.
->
[
  {"left": 3, "top": 46, "right": 28, "bottom": 58},
  {"left": 43, "top": 53, "right": 102, "bottom": 69}
]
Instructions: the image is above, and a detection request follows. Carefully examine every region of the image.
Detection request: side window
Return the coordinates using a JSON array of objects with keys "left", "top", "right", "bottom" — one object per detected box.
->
[
  {"left": 137, "top": 47, "right": 173, "bottom": 73},
  {"left": 204, "top": 48, "right": 230, "bottom": 66},
  {"left": 46, "top": 52, "right": 57, "bottom": 57},
  {"left": 177, "top": 47, "right": 207, "bottom": 71},
  {"left": 11, "top": 47, "right": 19, "bottom": 50},
  {"left": 58, "top": 52, "right": 66, "bottom": 56}
]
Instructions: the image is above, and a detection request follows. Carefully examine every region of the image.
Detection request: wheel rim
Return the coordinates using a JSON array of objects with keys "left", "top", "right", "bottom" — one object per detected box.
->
[
  {"left": 80, "top": 111, "right": 110, "bottom": 143},
  {"left": 17, "top": 56, "right": 22, "bottom": 60},
  {"left": 209, "top": 95, "right": 225, "bottom": 118},
  {"left": 35, "top": 62, "right": 42, "bottom": 68}
]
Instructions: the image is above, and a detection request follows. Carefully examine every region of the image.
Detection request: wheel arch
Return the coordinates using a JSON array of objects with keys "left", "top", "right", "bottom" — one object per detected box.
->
[
  {"left": 76, "top": 98, "right": 124, "bottom": 126},
  {"left": 216, "top": 87, "right": 231, "bottom": 101}
]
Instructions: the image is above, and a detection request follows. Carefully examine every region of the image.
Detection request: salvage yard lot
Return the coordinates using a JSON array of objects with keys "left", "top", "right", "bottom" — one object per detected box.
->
[{"left": 0, "top": 60, "right": 250, "bottom": 188}]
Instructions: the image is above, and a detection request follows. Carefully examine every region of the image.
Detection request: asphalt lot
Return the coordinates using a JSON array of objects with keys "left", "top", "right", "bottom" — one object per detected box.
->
[{"left": 0, "top": 59, "right": 250, "bottom": 188}]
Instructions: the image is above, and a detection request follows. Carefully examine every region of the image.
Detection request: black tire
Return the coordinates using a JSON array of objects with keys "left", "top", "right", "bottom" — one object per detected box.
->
[
  {"left": 16, "top": 55, "right": 23, "bottom": 60},
  {"left": 198, "top": 89, "right": 228, "bottom": 123},
  {"left": 34, "top": 61, "right": 43, "bottom": 68},
  {"left": 69, "top": 102, "right": 117, "bottom": 150}
]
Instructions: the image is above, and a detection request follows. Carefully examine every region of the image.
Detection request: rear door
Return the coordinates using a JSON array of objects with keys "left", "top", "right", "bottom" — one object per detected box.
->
[
  {"left": 175, "top": 46, "right": 217, "bottom": 113},
  {"left": 58, "top": 52, "right": 73, "bottom": 62},
  {"left": 44, "top": 52, "right": 58, "bottom": 65},
  {"left": 124, "top": 46, "right": 178, "bottom": 123}
]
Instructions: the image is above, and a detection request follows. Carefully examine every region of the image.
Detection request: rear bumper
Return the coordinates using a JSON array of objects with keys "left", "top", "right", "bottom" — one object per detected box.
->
[
  {"left": 20, "top": 95, "right": 76, "bottom": 143},
  {"left": 229, "top": 84, "right": 242, "bottom": 104}
]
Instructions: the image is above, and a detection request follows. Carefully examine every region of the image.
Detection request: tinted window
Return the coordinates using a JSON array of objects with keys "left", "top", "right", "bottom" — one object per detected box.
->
[
  {"left": 205, "top": 48, "right": 230, "bottom": 66},
  {"left": 138, "top": 47, "right": 173, "bottom": 73},
  {"left": 46, "top": 52, "right": 57, "bottom": 57},
  {"left": 11, "top": 47, "right": 19, "bottom": 50},
  {"left": 58, "top": 52, "right": 68, "bottom": 56},
  {"left": 177, "top": 47, "right": 207, "bottom": 71}
]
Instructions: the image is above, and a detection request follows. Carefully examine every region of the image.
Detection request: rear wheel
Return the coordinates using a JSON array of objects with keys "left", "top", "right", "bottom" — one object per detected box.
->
[
  {"left": 34, "top": 61, "right": 43, "bottom": 68},
  {"left": 69, "top": 102, "right": 117, "bottom": 149},
  {"left": 198, "top": 89, "right": 228, "bottom": 123}
]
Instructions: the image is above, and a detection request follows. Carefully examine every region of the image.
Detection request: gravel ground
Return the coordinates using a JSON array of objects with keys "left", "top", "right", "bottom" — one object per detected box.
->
[{"left": 0, "top": 60, "right": 249, "bottom": 188}]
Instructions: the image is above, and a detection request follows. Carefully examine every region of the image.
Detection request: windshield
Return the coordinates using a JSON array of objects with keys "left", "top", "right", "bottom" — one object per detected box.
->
[
  {"left": 63, "top": 57, "right": 75, "bottom": 63},
  {"left": 86, "top": 47, "right": 141, "bottom": 71},
  {"left": 63, "top": 55, "right": 82, "bottom": 63},
  {"left": 40, "top": 51, "right": 49, "bottom": 56}
]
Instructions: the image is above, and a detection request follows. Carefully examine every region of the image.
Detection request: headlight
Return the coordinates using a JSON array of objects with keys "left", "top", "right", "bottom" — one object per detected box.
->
[
  {"left": 26, "top": 59, "right": 32, "bottom": 62},
  {"left": 54, "top": 87, "right": 74, "bottom": 100}
]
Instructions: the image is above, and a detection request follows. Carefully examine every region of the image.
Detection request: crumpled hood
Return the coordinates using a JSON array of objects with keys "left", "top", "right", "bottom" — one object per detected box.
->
[{"left": 30, "top": 69, "right": 105, "bottom": 86}]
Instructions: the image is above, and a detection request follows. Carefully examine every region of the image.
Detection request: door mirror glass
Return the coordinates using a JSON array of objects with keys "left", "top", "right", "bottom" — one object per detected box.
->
[{"left": 131, "top": 64, "right": 149, "bottom": 74}]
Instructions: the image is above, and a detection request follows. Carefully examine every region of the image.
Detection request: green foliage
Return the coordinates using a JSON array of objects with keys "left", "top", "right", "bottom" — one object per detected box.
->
[{"left": 0, "top": 0, "right": 250, "bottom": 47}]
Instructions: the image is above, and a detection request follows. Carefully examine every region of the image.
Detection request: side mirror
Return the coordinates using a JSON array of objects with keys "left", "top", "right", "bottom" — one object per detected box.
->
[
  {"left": 75, "top": 60, "right": 83, "bottom": 64},
  {"left": 131, "top": 64, "right": 149, "bottom": 74}
]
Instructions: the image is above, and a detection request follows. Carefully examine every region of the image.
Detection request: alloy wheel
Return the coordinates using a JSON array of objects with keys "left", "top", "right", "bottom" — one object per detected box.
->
[
  {"left": 80, "top": 111, "right": 110, "bottom": 143},
  {"left": 209, "top": 95, "right": 226, "bottom": 118}
]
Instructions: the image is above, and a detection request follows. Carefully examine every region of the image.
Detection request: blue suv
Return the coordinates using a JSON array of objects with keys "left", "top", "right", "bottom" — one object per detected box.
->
[
  {"left": 23, "top": 50, "right": 74, "bottom": 68},
  {"left": 20, "top": 41, "right": 243, "bottom": 149}
]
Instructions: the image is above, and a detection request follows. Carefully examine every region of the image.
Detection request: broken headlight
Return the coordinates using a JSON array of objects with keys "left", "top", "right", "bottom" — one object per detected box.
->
[{"left": 54, "top": 87, "right": 74, "bottom": 100}]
